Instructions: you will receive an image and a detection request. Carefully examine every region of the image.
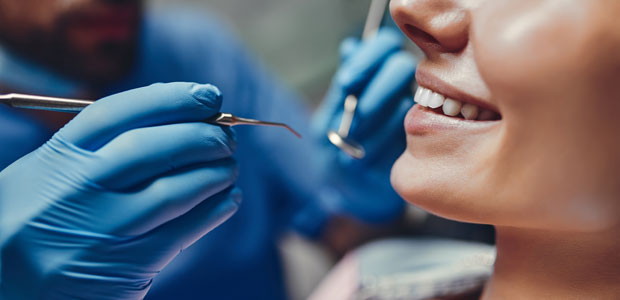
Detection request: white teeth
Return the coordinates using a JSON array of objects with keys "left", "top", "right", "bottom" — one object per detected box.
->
[
  {"left": 477, "top": 109, "right": 496, "bottom": 121},
  {"left": 442, "top": 98, "right": 462, "bottom": 116},
  {"left": 427, "top": 92, "right": 445, "bottom": 109},
  {"left": 461, "top": 103, "right": 479, "bottom": 120},
  {"left": 414, "top": 86, "right": 424, "bottom": 105},
  {"left": 418, "top": 88, "right": 432, "bottom": 107},
  {"left": 414, "top": 86, "right": 497, "bottom": 120}
]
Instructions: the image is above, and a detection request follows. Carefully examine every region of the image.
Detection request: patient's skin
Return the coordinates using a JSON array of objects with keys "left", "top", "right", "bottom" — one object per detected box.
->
[{"left": 390, "top": 0, "right": 620, "bottom": 298}]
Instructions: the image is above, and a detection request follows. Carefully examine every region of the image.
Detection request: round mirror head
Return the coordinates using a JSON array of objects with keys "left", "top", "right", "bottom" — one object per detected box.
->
[{"left": 327, "top": 130, "right": 366, "bottom": 159}]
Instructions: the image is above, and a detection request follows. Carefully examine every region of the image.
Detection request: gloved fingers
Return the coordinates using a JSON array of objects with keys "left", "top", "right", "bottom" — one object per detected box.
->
[
  {"left": 335, "top": 28, "right": 403, "bottom": 95},
  {"left": 339, "top": 37, "right": 360, "bottom": 63},
  {"left": 90, "top": 122, "right": 236, "bottom": 190},
  {"left": 58, "top": 82, "right": 223, "bottom": 151},
  {"left": 360, "top": 96, "right": 413, "bottom": 166},
  {"left": 311, "top": 87, "right": 346, "bottom": 137},
  {"left": 313, "top": 36, "right": 363, "bottom": 133},
  {"left": 113, "top": 158, "right": 238, "bottom": 236},
  {"left": 332, "top": 96, "right": 411, "bottom": 169},
  {"left": 349, "top": 51, "right": 416, "bottom": 139},
  {"left": 312, "top": 29, "right": 404, "bottom": 135},
  {"left": 147, "top": 187, "right": 241, "bottom": 252}
]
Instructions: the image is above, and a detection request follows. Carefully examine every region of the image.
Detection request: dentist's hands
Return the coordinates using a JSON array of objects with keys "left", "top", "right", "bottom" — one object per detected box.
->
[
  {"left": 0, "top": 83, "right": 240, "bottom": 300},
  {"left": 310, "top": 28, "right": 417, "bottom": 228}
]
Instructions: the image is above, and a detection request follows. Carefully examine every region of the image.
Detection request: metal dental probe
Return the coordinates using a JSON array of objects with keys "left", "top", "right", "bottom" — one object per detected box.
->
[
  {"left": 327, "top": 0, "right": 388, "bottom": 159},
  {"left": 0, "top": 93, "right": 302, "bottom": 138}
]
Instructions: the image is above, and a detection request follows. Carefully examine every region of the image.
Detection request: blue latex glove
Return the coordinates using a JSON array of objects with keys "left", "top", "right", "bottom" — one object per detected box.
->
[
  {"left": 0, "top": 83, "right": 241, "bottom": 300},
  {"left": 309, "top": 28, "right": 417, "bottom": 227}
]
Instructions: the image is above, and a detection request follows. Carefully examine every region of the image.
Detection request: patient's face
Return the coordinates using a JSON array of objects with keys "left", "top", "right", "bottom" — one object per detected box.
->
[
  {"left": 390, "top": 0, "right": 620, "bottom": 232},
  {"left": 0, "top": 0, "right": 141, "bottom": 83}
]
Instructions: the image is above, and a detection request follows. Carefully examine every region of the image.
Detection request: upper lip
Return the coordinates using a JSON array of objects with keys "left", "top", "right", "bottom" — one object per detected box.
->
[{"left": 415, "top": 70, "right": 499, "bottom": 114}]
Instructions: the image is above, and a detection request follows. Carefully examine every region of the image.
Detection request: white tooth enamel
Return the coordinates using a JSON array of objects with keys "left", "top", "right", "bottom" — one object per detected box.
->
[
  {"left": 414, "top": 86, "right": 424, "bottom": 105},
  {"left": 442, "top": 98, "right": 462, "bottom": 116},
  {"left": 461, "top": 103, "right": 479, "bottom": 120},
  {"left": 416, "top": 87, "right": 492, "bottom": 120},
  {"left": 418, "top": 88, "right": 432, "bottom": 107},
  {"left": 477, "top": 109, "right": 496, "bottom": 121},
  {"left": 428, "top": 92, "right": 445, "bottom": 109}
]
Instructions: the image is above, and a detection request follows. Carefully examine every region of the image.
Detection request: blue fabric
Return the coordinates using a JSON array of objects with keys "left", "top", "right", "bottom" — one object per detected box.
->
[{"left": 0, "top": 106, "right": 51, "bottom": 170}]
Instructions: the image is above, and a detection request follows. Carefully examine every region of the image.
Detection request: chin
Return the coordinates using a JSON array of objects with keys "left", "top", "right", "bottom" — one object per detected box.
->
[
  {"left": 392, "top": 147, "right": 615, "bottom": 232},
  {"left": 391, "top": 146, "right": 501, "bottom": 226}
]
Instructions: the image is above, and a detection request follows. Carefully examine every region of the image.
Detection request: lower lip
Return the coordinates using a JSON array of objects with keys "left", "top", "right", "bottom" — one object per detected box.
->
[{"left": 404, "top": 104, "right": 499, "bottom": 135}]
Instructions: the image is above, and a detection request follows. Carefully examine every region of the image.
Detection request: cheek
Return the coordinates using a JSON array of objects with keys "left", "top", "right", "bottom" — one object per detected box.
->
[
  {"left": 472, "top": 1, "right": 592, "bottom": 102},
  {"left": 468, "top": 1, "right": 620, "bottom": 231}
]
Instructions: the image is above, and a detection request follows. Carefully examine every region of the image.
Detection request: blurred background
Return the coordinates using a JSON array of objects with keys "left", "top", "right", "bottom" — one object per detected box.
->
[{"left": 148, "top": 0, "right": 374, "bottom": 108}]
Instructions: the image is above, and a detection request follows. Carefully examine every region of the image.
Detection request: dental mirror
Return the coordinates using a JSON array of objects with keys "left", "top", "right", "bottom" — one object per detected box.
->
[{"left": 327, "top": 0, "right": 387, "bottom": 159}]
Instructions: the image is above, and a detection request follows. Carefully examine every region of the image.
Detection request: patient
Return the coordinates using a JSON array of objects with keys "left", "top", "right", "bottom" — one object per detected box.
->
[{"left": 312, "top": 0, "right": 620, "bottom": 299}]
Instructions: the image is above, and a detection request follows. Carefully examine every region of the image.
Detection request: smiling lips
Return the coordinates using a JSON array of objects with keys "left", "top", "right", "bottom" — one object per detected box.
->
[
  {"left": 414, "top": 86, "right": 501, "bottom": 121},
  {"left": 404, "top": 83, "right": 502, "bottom": 136}
]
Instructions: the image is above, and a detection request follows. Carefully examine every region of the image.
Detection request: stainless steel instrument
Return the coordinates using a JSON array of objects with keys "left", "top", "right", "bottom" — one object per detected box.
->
[{"left": 0, "top": 93, "right": 302, "bottom": 138}]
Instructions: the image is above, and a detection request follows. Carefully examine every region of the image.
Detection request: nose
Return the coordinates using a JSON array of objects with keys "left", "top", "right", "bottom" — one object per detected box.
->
[{"left": 390, "top": 0, "right": 470, "bottom": 56}]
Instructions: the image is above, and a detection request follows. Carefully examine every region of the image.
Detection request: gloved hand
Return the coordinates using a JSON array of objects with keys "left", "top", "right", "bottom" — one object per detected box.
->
[
  {"left": 0, "top": 83, "right": 241, "bottom": 300},
  {"left": 308, "top": 28, "right": 417, "bottom": 227}
]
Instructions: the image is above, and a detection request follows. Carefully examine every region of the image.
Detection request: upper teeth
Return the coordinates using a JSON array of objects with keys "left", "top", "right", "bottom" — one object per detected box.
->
[{"left": 414, "top": 86, "right": 497, "bottom": 121}]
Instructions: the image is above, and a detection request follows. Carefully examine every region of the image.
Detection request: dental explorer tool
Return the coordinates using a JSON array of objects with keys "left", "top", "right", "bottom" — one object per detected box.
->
[
  {"left": 0, "top": 93, "right": 302, "bottom": 138},
  {"left": 327, "top": 0, "right": 388, "bottom": 159}
]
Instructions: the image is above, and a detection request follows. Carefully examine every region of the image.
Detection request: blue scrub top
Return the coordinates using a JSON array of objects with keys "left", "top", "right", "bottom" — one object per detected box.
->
[{"left": 0, "top": 10, "right": 327, "bottom": 300}]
